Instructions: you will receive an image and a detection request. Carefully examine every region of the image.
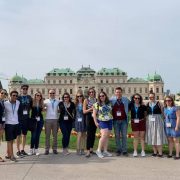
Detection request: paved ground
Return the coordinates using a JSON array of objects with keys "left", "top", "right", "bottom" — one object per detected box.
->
[{"left": 0, "top": 142, "right": 180, "bottom": 180}]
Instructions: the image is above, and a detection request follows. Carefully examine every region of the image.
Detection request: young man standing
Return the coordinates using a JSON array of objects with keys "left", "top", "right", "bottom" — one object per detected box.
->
[
  {"left": 111, "top": 87, "right": 130, "bottom": 156},
  {"left": 16, "top": 84, "right": 32, "bottom": 157},
  {"left": 4, "top": 91, "right": 20, "bottom": 162},
  {"left": 44, "top": 89, "right": 59, "bottom": 155}
]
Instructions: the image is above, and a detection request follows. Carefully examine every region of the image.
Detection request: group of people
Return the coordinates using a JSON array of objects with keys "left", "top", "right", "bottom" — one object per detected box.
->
[{"left": 0, "top": 85, "right": 180, "bottom": 162}]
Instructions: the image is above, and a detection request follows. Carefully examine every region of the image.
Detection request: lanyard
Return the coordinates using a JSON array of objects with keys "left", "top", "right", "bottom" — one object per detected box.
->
[
  {"left": 11, "top": 102, "right": 16, "bottom": 115},
  {"left": 51, "top": 99, "right": 55, "bottom": 110},
  {"left": 134, "top": 104, "right": 139, "bottom": 119},
  {"left": 150, "top": 103, "right": 155, "bottom": 115}
]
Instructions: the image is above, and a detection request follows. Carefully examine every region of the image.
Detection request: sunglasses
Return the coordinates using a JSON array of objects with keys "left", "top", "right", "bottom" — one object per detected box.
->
[
  {"left": 77, "top": 95, "right": 83, "bottom": 98},
  {"left": 89, "top": 91, "right": 94, "bottom": 94},
  {"left": 64, "top": 96, "right": 69, "bottom": 98},
  {"left": 99, "top": 95, "right": 105, "bottom": 98},
  {"left": 49, "top": 93, "right": 55, "bottom": 94},
  {"left": 1, "top": 92, "right": 6, "bottom": 95},
  {"left": 12, "top": 94, "right": 18, "bottom": 97},
  {"left": 36, "top": 94, "right": 41, "bottom": 97},
  {"left": 166, "top": 99, "right": 172, "bottom": 102},
  {"left": 22, "top": 88, "right": 28, "bottom": 90},
  {"left": 134, "top": 97, "right": 140, "bottom": 100}
]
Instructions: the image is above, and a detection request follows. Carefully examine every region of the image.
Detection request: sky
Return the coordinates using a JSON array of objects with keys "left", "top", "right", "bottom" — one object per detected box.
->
[{"left": 0, "top": 0, "right": 179, "bottom": 93}]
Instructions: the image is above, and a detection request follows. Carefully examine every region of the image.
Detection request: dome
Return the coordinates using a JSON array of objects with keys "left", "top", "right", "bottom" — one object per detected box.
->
[
  {"left": 97, "top": 68, "right": 126, "bottom": 76},
  {"left": 147, "top": 72, "right": 163, "bottom": 82},
  {"left": 11, "top": 73, "right": 23, "bottom": 83}
]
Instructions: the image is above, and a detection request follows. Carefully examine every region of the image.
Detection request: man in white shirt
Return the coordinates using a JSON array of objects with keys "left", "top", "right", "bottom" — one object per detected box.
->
[
  {"left": 4, "top": 91, "right": 20, "bottom": 162},
  {"left": 44, "top": 89, "right": 59, "bottom": 155}
]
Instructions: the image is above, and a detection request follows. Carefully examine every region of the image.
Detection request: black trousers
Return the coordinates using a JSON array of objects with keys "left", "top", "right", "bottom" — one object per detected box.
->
[{"left": 86, "top": 113, "right": 97, "bottom": 150}]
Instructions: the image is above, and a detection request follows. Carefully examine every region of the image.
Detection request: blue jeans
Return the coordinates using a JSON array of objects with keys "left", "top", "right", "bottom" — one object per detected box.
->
[
  {"left": 59, "top": 121, "right": 72, "bottom": 148},
  {"left": 113, "top": 120, "right": 128, "bottom": 153},
  {"left": 30, "top": 120, "right": 44, "bottom": 149}
]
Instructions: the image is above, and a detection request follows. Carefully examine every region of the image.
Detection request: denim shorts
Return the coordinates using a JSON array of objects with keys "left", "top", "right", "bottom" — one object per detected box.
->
[{"left": 98, "top": 119, "right": 113, "bottom": 130}]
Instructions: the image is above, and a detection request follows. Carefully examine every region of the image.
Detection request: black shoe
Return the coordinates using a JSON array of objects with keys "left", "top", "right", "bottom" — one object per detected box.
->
[
  {"left": 122, "top": 152, "right": 128, "bottom": 156},
  {"left": 16, "top": 151, "right": 23, "bottom": 158},
  {"left": 53, "top": 150, "right": 58, "bottom": 154},
  {"left": 157, "top": 154, "right": 163, "bottom": 158},
  {"left": 151, "top": 153, "right": 157, "bottom": 157},
  {"left": 10, "top": 157, "right": 18, "bottom": 162},
  {"left": 116, "top": 150, "right": 121, "bottom": 156},
  {"left": 85, "top": 153, "right": 91, "bottom": 158},
  {"left": 167, "top": 155, "right": 172, "bottom": 158},
  {"left": 21, "top": 150, "right": 28, "bottom": 156},
  {"left": 5, "top": 155, "right": 10, "bottom": 159},
  {"left": 90, "top": 151, "right": 96, "bottom": 155},
  {"left": 44, "top": 150, "right": 49, "bottom": 155}
]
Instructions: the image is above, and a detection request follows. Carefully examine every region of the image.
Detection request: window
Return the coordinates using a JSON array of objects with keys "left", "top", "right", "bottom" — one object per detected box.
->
[
  {"left": 112, "top": 88, "right": 114, "bottom": 94},
  {"left": 31, "top": 89, "right": 33, "bottom": 95},
  {"left": 101, "top": 80, "right": 103, "bottom": 83},
  {"left": 145, "top": 88, "right": 148, "bottom": 93},
  {"left": 106, "top": 80, "right": 108, "bottom": 83},
  {"left": 156, "top": 96, "right": 159, "bottom": 100},
  {"left": 70, "top": 80, "right": 72, "bottom": 84},
  {"left": 106, "top": 88, "right": 109, "bottom": 94},
  {"left": 134, "top": 88, "right": 136, "bottom": 93},
  {"left": 36, "top": 88, "right": 39, "bottom": 92},
  {"left": 59, "top": 89, "right": 61, "bottom": 95},
  {"left": 42, "top": 89, "right": 45, "bottom": 94},
  {"left": 64, "top": 80, "right": 67, "bottom": 84},
  {"left": 53, "top": 80, "right": 56, "bottom": 84},
  {"left": 123, "top": 88, "right": 125, "bottom": 93},
  {"left": 162, "top": 87, "right": 164, "bottom": 93},
  {"left": 48, "top": 80, "right": 50, "bottom": 84},
  {"left": 112, "top": 79, "right": 114, "bottom": 83},
  {"left": 156, "top": 87, "right": 159, "bottom": 93},
  {"left": 139, "top": 88, "right": 142, "bottom": 93},
  {"left": 64, "top": 89, "right": 67, "bottom": 93},
  {"left": 70, "top": 89, "right": 73, "bottom": 94},
  {"left": 59, "top": 80, "right": 61, "bottom": 84},
  {"left": 128, "top": 87, "right": 131, "bottom": 93}
]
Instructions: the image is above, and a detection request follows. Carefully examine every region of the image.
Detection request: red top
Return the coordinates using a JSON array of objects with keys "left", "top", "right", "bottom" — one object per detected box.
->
[{"left": 112, "top": 100, "right": 127, "bottom": 120}]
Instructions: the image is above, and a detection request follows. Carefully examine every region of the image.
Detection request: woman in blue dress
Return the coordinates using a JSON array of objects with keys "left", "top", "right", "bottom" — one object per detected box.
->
[{"left": 164, "top": 95, "right": 180, "bottom": 160}]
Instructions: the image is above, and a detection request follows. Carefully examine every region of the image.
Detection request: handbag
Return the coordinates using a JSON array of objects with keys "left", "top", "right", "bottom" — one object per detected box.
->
[{"left": 28, "top": 118, "right": 37, "bottom": 132}]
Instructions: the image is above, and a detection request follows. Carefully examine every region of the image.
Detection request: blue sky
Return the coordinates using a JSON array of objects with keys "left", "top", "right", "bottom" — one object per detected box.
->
[{"left": 0, "top": 0, "right": 179, "bottom": 93}]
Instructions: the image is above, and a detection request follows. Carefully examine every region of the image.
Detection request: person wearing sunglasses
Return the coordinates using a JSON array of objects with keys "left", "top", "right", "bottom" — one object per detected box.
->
[
  {"left": 16, "top": 84, "right": 33, "bottom": 157},
  {"left": 146, "top": 92, "right": 166, "bottom": 157},
  {"left": 4, "top": 91, "right": 20, "bottom": 162},
  {"left": 28, "top": 92, "right": 44, "bottom": 156},
  {"left": 0, "top": 89, "right": 7, "bottom": 162},
  {"left": 129, "top": 93, "right": 147, "bottom": 157},
  {"left": 93, "top": 91, "right": 113, "bottom": 158},
  {"left": 83, "top": 88, "right": 97, "bottom": 157},
  {"left": 164, "top": 96, "right": 180, "bottom": 160},
  {"left": 74, "top": 91, "right": 86, "bottom": 155},
  {"left": 44, "top": 89, "right": 59, "bottom": 155},
  {"left": 59, "top": 92, "right": 75, "bottom": 155}
]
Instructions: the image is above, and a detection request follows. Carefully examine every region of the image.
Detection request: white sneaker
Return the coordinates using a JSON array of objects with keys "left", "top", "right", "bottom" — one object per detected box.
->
[
  {"left": 141, "top": 151, "right": 146, "bottom": 157},
  {"left": 28, "top": 149, "right": 34, "bottom": 156},
  {"left": 133, "top": 150, "right": 138, "bottom": 157},
  {"left": 96, "top": 150, "right": 104, "bottom": 158},
  {"left": 103, "top": 151, "right": 112, "bottom": 157},
  {"left": 35, "top": 149, "right": 40, "bottom": 156}
]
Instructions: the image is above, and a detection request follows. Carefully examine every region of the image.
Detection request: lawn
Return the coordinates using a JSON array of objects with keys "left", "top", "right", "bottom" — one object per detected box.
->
[{"left": 26, "top": 122, "right": 169, "bottom": 154}]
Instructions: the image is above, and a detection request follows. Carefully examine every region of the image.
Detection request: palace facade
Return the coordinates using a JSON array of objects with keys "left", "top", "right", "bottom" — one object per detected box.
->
[{"left": 8, "top": 66, "right": 164, "bottom": 100}]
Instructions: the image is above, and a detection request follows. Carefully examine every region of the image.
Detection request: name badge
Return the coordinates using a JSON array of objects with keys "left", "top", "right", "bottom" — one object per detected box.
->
[
  {"left": 2, "top": 117, "right": 5, "bottom": 122},
  {"left": 134, "top": 119, "right": 139, "bottom": 123},
  {"left": 166, "top": 123, "right": 171, "bottom": 128},
  {"left": 36, "top": 117, "right": 40, "bottom": 121},
  {"left": 78, "top": 118, "right": 82, "bottom": 122},
  {"left": 64, "top": 116, "right": 68, "bottom": 120},
  {"left": 104, "top": 115, "right": 110, "bottom": 120},
  {"left": 23, "top": 110, "right": 28, "bottom": 115},
  {"left": 117, "top": 111, "right": 121, "bottom": 116},
  {"left": 150, "top": 116, "right": 155, "bottom": 122}
]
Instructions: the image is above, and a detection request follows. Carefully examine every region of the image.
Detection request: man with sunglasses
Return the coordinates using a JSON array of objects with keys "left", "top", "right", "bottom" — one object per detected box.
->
[
  {"left": 4, "top": 91, "right": 20, "bottom": 161},
  {"left": 16, "top": 84, "right": 32, "bottom": 157},
  {"left": 44, "top": 89, "right": 59, "bottom": 155}
]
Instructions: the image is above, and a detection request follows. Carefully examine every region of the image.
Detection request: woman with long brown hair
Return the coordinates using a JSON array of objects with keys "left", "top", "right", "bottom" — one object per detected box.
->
[
  {"left": 74, "top": 91, "right": 86, "bottom": 155},
  {"left": 28, "top": 91, "right": 44, "bottom": 156}
]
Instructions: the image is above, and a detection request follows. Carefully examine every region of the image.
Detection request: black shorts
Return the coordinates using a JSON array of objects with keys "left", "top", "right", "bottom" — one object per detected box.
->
[
  {"left": 5, "top": 124, "right": 21, "bottom": 141},
  {"left": 19, "top": 118, "right": 29, "bottom": 135}
]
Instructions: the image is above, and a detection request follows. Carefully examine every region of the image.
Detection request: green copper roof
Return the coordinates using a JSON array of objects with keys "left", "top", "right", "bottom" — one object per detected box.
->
[
  {"left": 28, "top": 79, "right": 44, "bottom": 84},
  {"left": 77, "top": 66, "right": 96, "bottom": 74},
  {"left": 47, "top": 68, "right": 75, "bottom": 76},
  {"left": 97, "top": 68, "right": 126, "bottom": 76},
  {"left": 147, "top": 72, "right": 162, "bottom": 82},
  {"left": 11, "top": 73, "right": 23, "bottom": 83},
  {"left": 128, "top": 77, "right": 147, "bottom": 83}
]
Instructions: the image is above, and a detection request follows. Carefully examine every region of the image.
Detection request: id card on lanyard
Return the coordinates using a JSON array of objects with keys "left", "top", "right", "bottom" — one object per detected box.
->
[
  {"left": 150, "top": 103, "right": 155, "bottom": 122},
  {"left": 134, "top": 105, "right": 139, "bottom": 123}
]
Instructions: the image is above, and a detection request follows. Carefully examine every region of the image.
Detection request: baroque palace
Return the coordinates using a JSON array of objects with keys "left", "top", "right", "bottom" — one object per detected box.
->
[{"left": 8, "top": 66, "right": 164, "bottom": 100}]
